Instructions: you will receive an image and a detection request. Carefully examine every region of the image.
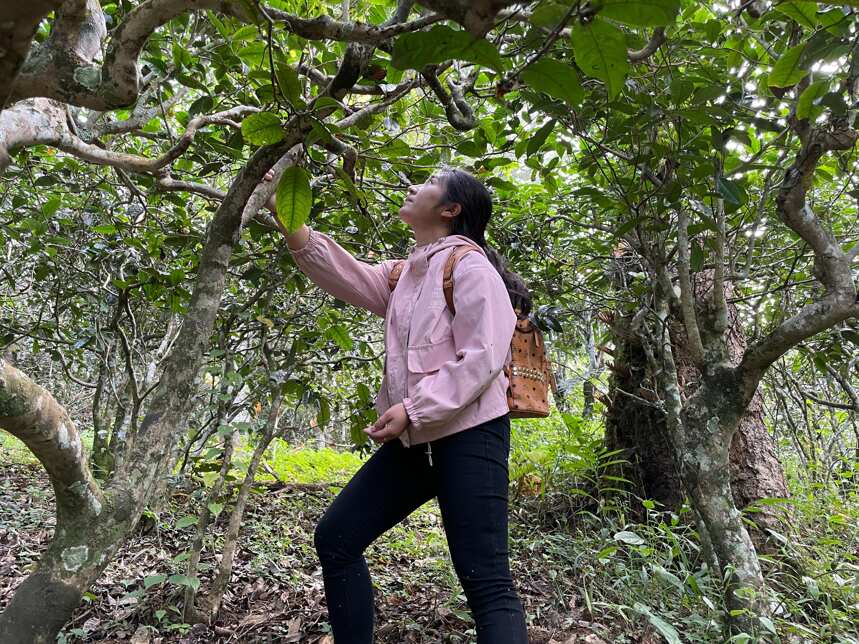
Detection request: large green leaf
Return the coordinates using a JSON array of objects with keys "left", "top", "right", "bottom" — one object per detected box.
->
[
  {"left": 241, "top": 112, "right": 284, "bottom": 145},
  {"left": 796, "top": 79, "right": 829, "bottom": 119},
  {"left": 391, "top": 25, "right": 503, "bottom": 72},
  {"left": 275, "top": 166, "right": 313, "bottom": 233},
  {"left": 769, "top": 43, "right": 808, "bottom": 88},
  {"left": 598, "top": 0, "right": 681, "bottom": 26},
  {"left": 275, "top": 63, "right": 305, "bottom": 108},
  {"left": 632, "top": 603, "right": 682, "bottom": 644},
  {"left": 529, "top": 3, "right": 569, "bottom": 28},
  {"left": 774, "top": 2, "right": 818, "bottom": 29},
  {"left": 167, "top": 574, "right": 200, "bottom": 591},
  {"left": 521, "top": 58, "right": 584, "bottom": 107},
  {"left": 716, "top": 177, "right": 745, "bottom": 207},
  {"left": 571, "top": 18, "right": 630, "bottom": 99},
  {"left": 526, "top": 119, "right": 556, "bottom": 157}
]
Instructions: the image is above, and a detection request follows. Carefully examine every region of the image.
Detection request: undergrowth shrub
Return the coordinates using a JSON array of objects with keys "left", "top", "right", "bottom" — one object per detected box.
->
[{"left": 510, "top": 409, "right": 627, "bottom": 526}]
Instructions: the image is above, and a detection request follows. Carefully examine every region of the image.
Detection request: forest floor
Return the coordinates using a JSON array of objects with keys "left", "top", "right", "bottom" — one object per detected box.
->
[
  {"left": 3, "top": 434, "right": 858, "bottom": 644},
  {"left": 1, "top": 456, "right": 649, "bottom": 643}
]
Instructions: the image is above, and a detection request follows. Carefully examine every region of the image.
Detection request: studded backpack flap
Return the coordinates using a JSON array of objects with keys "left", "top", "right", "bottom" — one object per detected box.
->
[{"left": 388, "top": 246, "right": 557, "bottom": 418}]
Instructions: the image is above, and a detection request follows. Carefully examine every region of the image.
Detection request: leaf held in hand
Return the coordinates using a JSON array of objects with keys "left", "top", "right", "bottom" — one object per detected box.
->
[{"left": 276, "top": 166, "right": 313, "bottom": 234}]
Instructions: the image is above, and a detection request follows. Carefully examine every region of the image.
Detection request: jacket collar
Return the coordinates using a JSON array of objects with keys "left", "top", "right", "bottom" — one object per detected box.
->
[{"left": 405, "top": 235, "right": 485, "bottom": 276}]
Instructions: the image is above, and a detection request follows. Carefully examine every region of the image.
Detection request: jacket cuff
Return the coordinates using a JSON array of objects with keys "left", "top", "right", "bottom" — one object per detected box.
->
[
  {"left": 287, "top": 227, "right": 319, "bottom": 257},
  {"left": 402, "top": 397, "right": 422, "bottom": 431}
]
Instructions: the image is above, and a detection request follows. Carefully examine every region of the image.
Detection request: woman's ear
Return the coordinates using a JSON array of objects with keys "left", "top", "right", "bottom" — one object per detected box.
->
[{"left": 441, "top": 202, "right": 462, "bottom": 221}]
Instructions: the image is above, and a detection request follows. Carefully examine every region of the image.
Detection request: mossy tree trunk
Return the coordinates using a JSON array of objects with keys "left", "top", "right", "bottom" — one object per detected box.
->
[{"left": 605, "top": 296, "right": 789, "bottom": 550}]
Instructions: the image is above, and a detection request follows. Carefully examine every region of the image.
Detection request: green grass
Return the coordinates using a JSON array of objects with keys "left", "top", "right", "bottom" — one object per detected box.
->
[{"left": 0, "top": 430, "right": 40, "bottom": 464}]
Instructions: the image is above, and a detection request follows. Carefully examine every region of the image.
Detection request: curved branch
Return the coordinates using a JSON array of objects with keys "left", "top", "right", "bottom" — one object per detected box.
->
[
  {"left": 0, "top": 0, "right": 64, "bottom": 108},
  {"left": 155, "top": 175, "right": 227, "bottom": 200},
  {"left": 421, "top": 66, "right": 476, "bottom": 131},
  {"left": 628, "top": 27, "right": 666, "bottom": 62},
  {"left": 0, "top": 358, "right": 105, "bottom": 519},
  {"left": 0, "top": 98, "right": 256, "bottom": 174},
  {"left": 740, "top": 123, "right": 859, "bottom": 374},
  {"left": 8, "top": 0, "right": 443, "bottom": 110}
]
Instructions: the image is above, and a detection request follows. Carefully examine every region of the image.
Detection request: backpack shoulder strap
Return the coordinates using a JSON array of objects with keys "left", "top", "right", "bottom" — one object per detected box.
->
[
  {"left": 388, "top": 260, "right": 406, "bottom": 291},
  {"left": 442, "top": 246, "right": 482, "bottom": 315}
]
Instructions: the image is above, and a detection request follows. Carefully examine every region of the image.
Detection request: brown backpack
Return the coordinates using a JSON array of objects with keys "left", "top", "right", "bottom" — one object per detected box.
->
[{"left": 387, "top": 246, "right": 557, "bottom": 418}]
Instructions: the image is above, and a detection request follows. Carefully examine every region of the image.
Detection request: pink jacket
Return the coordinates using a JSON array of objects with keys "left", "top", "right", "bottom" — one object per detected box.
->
[{"left": 288, "top": 228, "right": 516, "bottom": 447}]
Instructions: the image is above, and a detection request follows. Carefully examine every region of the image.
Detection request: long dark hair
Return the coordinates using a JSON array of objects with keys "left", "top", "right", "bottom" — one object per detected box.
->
[{"left": 438, "top": 168, "right": 532, "bottom": 317}]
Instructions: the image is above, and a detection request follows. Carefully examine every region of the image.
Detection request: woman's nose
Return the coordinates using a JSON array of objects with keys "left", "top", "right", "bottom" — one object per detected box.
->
[{"left": 407, "top": 184, "right": 418, "bottom": 196}]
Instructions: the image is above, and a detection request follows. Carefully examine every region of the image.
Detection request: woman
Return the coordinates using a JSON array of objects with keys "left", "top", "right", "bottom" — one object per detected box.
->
[{"left": 268, "top": 167, "right": 531, "bottom": 643}]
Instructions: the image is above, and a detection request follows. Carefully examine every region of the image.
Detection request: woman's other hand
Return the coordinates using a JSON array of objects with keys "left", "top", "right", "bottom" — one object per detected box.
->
[
  {"left": 364, "top": 403, "right": 410, "bottom": 444},
  {"left": 263, "top": 170, "right": 278, "bottom": 213}
]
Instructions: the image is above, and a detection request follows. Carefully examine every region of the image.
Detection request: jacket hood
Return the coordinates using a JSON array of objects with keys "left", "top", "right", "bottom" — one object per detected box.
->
[{"left": 406, "top": 234, "right": 485, "bottom": 268}]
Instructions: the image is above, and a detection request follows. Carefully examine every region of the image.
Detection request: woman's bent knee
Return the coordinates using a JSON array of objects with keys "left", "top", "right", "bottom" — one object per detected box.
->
[{"left": 314, "top": 512, "right": 360, "bottom": 565}]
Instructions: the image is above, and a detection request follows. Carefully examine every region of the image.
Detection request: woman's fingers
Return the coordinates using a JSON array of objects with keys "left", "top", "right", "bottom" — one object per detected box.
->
[
  {"left": 263, "top": 170, "right": 274, "bottom": 182},
  {"left": 364, "top": 424, "right": 391, "bottom": 443}
]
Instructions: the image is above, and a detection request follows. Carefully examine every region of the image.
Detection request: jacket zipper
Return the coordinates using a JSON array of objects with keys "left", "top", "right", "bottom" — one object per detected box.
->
[
  {"left": 425, "top": 441, "right": 433, "bottom": 466},
  {"left": 402, "top": 261, "right": 429, "bottom": 450}
]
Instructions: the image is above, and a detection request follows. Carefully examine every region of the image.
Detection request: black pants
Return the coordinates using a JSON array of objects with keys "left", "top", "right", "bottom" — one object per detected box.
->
[{"left": 313, "top": 413, "right": 528, "bottom": 643}]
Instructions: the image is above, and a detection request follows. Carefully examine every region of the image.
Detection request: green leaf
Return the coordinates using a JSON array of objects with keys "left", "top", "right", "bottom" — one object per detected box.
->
[
  {"left": 669, "top": 78, "right": 694, "bottom": 104},
  {"left": 275, "top": 63, "right": 304, "bottom": 107},
  {"left": 598, "top": 0, "right": 681, "bottom": 26},
  {"left": 42, "top": 195, "right": 62, "bottom": 216},
  {"left": 529, "top": 3, "right": 569, "bottom": 28},
  {"left": 237, "top": 41, "right": 267, "bottom": 68},
  {"left": 208, "top": 502, "right": 224, "bottom": 516},
  {"left": 317, "top": 396, "right": 331, "bottom": 426},
  {"left": 526, "top": 119, "right": 556, "bottom": 157},
  {"left": 521, "top": 58, "right": 583, "bottom": 107},
  {"left": 769, "top": 44, "right": 808, "bottom": 88},
  {"left": 716, "top": 177, "right": 745, "bottom": 206},
  {"left": 455, "top": 139, "right": 487, "bottom": 157},
  {"left": 241, "top": 112, "right": 284, "bottom": 146},
  {"left": 175, "top": 515, "right": 198, "bottom": 529},
  {"left": 143, "top": 574, "right": 167, "bottom": 589},
  {"left": 632, "top": 603, "right": 682, "bottom": 644},
  {"left": 759, "top": 615, "right": 777, "bottom": 634},
  {"left": 571, "top": 18, "right": 630, "bottom": 99},
  {"left": 391, "top": 25, "right": 503, "bottom": 72},
  {"left": 326, "top": 324, "right": 353, "bottom": 351},
  {"left": 167, "top": 574, "right": 200, "bottom": 591},
  {"left": 796, "top": 79, "right": 829, "bottom": 120},
  {"left": 92, "top": 224, "right": 117, "bottom": 235},
  {"left": 774, "top": 2, "right": 818, "bottom": 29},
  {"left": 614, "top": 530, "right": 645, "bottom": 545},
  {"left": 275, "top": 166, "right": 313, "bottom": 233}
]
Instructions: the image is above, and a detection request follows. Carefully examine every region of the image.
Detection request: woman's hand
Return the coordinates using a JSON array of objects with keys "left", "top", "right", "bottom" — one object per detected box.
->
[{"left": 364, "top": 403, "right": 410, "bottom": 444}]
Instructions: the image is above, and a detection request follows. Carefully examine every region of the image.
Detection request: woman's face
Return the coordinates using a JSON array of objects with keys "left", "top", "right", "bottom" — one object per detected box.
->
[{"left": 398, "top": 173, "right": 458, "bottom": 230}]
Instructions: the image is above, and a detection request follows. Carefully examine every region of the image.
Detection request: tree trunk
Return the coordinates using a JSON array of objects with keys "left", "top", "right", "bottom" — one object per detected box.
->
[
  {"left": 183, "top": 427, "right": 238, "bottom": 623},
  {"left": 605, "top": 277, "right": 788, "bottom": 549},
  {"left": 198, "top": 391, "right": 282, "bottom": 621}
]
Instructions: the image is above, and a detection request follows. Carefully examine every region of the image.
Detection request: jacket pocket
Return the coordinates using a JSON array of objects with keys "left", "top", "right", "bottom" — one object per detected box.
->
[{"left": 407, "top": 337, "right": 457, "bottom": 373}]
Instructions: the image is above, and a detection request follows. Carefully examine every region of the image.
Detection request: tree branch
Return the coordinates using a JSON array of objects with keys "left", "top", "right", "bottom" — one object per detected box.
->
[
  {"left": 676, "top": 208, "right": 706, "bottom": 367},
  {"left": 628, "top": 27, "right": 666, "bottom": 62},
  {"left": 421, "top": 66, "right": 476, "bottom": 131},
  {"left": 0, "top": 0, "right": 65, "bottom": 108},
  {"left": 7, "top": 0, "right": 443, "bottom": 110},
  {"left": 740, "top": 123, "right": 859, "bottom": 374},
  {"left": 0, "top": 358, "right": 105, "bottom": 519},
  {"left": 0, "top": 98, "right": 256, "bottom": 174}
]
